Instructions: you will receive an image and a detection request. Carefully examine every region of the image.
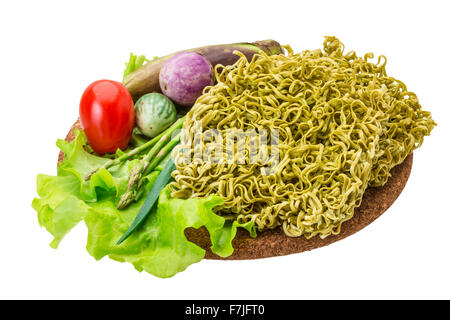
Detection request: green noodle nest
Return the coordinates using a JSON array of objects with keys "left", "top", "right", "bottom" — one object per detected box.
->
[{"left": 170, "top": 37, "right": 436, "bottom": 239}]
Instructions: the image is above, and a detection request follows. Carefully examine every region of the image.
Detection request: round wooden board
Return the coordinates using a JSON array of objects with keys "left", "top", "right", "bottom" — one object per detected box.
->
[{"left": 59, "top": 120, "right": 413, "bottom": 260}]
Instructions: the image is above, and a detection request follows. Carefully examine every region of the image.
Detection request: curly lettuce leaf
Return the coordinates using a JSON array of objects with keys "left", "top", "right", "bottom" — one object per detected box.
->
[
  {"left": 32, "top": 130, "right": 256, "bottom": 277},
  {"left": 84, "top": 188, "right": 226, "bottom": 277},
  {"left": 32, "top": 174, "right": 88, "bottom": 248}
]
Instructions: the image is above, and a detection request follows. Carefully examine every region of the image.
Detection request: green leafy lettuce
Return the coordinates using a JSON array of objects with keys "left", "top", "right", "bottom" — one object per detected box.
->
[
  {"left": 32, "top": 130, "right": 256, "bottom": 278},
  {"left": 122, "top": 53, "right": 149, "bottom": 80}
]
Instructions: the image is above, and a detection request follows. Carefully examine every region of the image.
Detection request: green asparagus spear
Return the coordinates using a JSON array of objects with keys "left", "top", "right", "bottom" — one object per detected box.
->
[
  {"left": 84, "top": 116, "right": 185, "bottom": 181},
  {"left": 116, "top": 132, "right": 181, "bottom": 209},
  {"left": 155, "top": 151, "right": 173, "bottom": 171},
  {"left": 139, "top": 133, "right": 181, "bottom": 188}
]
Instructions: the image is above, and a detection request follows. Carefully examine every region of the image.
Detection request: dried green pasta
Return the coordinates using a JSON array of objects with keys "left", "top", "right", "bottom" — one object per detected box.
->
[{"left": 170, "top": 37, "right": 436, "bottom": 239}]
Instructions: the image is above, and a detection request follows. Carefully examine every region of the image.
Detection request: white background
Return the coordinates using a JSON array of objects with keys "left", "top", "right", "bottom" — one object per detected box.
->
[{"left": 0, "top": 0, "right": 449, "bottom": 300}]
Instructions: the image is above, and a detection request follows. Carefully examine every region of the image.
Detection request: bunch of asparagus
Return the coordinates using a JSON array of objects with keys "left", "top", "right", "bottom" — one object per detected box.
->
[{"left": 85, "top": 116, "right": 186, "bottom": 209}]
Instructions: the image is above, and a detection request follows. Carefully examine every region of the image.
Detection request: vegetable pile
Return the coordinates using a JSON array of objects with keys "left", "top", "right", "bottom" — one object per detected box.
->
[
  {"left": 33, "top": 40, "right": 279, "bottom": 277},
  {"left": 32, "top": 37, "right": 435, "bottom": 277}
]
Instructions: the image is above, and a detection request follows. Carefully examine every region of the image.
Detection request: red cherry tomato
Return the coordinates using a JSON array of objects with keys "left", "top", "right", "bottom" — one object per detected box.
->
[{"left": 79, "top": 80, "right": 135, "bottom": 154}]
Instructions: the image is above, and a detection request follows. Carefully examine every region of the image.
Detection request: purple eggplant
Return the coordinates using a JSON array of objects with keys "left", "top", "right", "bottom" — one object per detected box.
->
[{"left": 159, "top": 52, "right": 214, "bottom": 106}]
